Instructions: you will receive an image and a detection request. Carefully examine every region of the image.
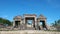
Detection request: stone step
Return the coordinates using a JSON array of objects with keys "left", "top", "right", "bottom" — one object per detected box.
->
[{"left": 26, "top": 27, "right": 35, "bottom": 30}]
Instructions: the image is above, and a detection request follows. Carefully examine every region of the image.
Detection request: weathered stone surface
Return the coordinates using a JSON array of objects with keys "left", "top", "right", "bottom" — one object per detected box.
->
[
  {"left": 13, "top": 14, "right": 48, "bottom": 30},
  {"left": 0, "top": 30, "right": 60, "bottom": 34}
]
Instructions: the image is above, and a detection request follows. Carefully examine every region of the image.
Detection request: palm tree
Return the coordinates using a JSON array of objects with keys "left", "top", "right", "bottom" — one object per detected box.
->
[{"left": 52, "top": 19, "right": 60, "bottom": 30}]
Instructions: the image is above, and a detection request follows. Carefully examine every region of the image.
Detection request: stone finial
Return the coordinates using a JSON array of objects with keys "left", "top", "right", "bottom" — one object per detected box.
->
[
  {"left": 13, "top": 15, "right": 22, "bottom": 20},
  {"left": 39, "top": 14, "right": 46, "bottom": 19}
]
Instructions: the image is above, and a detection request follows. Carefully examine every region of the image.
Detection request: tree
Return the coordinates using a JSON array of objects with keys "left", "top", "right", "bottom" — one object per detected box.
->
[
  {"left": 51, "top": 19, "right": 60, "bottom": 30},
  {"left": 52, "top": 19, "right": 60, "bottom": 26},
  {"left": 0, "top": 18, "right": 12, "bottom": 26}
]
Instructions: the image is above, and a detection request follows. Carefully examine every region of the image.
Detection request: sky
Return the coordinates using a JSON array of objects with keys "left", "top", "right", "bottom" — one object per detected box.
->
[{"left": 0, "top": 0, "right": 60, "bottom": 25}]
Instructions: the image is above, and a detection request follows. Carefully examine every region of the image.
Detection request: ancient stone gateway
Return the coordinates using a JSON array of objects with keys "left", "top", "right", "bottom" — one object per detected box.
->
[
  {"left": 24, "top": 14, "right": 37, "bottom": 30},
  {"left": 13, "top": 16, "right": 22, "bottom": 28},
  {"left": 13, "top": 14, "right": 48, "bottom": 30},
  {"left": 37, "top": 14, "right": 48, "bottom": 30}
]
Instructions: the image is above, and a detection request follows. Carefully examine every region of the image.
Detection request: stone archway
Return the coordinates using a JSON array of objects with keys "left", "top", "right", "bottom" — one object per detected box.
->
[
  {"left": 25, "top": 17, "right": 35, "bottom": 30},
  {"left": 13, "top": 16, "right": 22, "bottom": 28},
  {"left": 24, "top": 14, "right": 37, "bottom": 30},
  {"left": 38, "top": 20, "right": 47, "bottom": 30},
  {"left": 25, "top": 17, "right": 35, "bottom": 27},
  {"left": 37, "top": 14, "right": 48, "bottom": 30},
  {"left": 15, "top": 21, "right": 20, "bottom": 28},
  {"left": 13, "top": 14, "right": 48, "bottom": 30}
]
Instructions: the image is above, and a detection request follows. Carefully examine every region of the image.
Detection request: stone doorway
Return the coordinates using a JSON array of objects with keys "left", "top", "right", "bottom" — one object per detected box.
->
[
  {"left": 25, "top": 17, "right": 35, "bottom": 30},
  {"left": 27, "top": 20, "right": 33, "bottom": 27},
  {"left": 38, "top": 21, "right": 47, "bottom": 30},
  {"left": 15, "top": 21, "right": 20, "bottom": 28}
]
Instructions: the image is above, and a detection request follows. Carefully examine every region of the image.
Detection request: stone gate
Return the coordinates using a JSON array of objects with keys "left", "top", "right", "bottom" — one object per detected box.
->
[{"left": 13, "top": 14, "right": 48, "bottom": 30}]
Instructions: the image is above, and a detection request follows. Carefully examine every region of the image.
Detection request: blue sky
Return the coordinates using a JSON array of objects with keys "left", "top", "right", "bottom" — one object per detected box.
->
[{"left": 0, "top": 0, "right": 60, "bottom": 25}]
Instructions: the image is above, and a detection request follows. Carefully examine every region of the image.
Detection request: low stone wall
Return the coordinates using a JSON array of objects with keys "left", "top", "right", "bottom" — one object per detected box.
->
[{"left": 0, "top": 30, "right": 60, "bottom": 34}]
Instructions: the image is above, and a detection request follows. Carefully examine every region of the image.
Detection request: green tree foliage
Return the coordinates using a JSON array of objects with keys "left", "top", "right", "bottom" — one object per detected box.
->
[
  {"left": 0, "top": 18, "right": 12, "bottom": 26},
  {"left": 52, "top": 19, "right": 60, "bottom": 27}
]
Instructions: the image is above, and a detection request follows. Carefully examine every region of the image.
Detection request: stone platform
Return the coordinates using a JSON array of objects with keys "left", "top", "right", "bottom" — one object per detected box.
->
[{"left": 0, "top": 30, "right": 60, "bottom": 34}]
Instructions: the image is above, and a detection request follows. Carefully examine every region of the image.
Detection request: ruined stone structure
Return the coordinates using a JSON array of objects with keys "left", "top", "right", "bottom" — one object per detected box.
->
[{"left": 13, "top": 14, "right": 48, "bottom": 30}]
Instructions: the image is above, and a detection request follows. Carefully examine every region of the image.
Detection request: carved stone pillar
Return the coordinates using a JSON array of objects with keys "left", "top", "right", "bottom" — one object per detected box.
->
[
  {"left": 13, "top": 20, "right": 15, "bottom": 27},
  {"left": 33, "top": 20, "right": 35, "bottom": 28},
  {"left": 24, "top": 18, "right": 27, "bottom": 30},
  {"left": 35, "top": 17, "right": 37, "bottom": 29},
  {"left": 31, "top": 21, "right": 33, "bottom": 28},
  {"left": 24, "top": 18, "right": 25, "bottom": 24},
  {"left": 45, "top": 20, "right": 48, "bottom": 30},
  {"left": 38, "top": 21, "right": 42, "bottom": 30}
]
